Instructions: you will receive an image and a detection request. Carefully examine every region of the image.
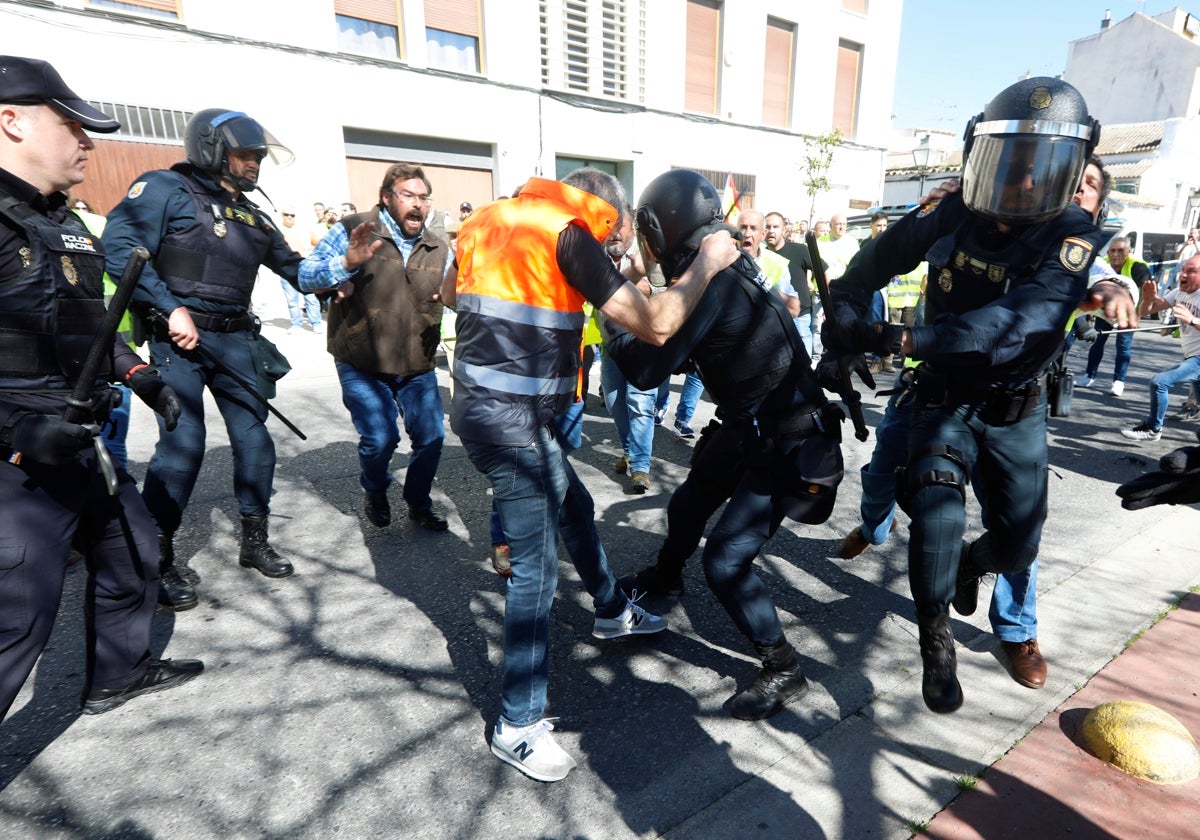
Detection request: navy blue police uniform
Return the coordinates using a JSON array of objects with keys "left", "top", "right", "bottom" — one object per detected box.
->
[
  {"left": 608, "top": 248, "right": 842, "bottom": 718},
  {"left": 0, "top": 169, "right": 167, "bottom": 719},
  {"left": 102, "top": 164, "right": 300, "bottom": 557},
  {"left": 829, "top": 192, "right": 1102, "bottom": 625}
]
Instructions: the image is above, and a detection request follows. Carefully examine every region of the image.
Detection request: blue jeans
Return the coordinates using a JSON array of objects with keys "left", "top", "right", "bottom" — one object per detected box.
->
[
  {"left": 656, "top": 372, "right": 703, "bottom": 424},
  {"left": 793, "top": 312, "right": 814, "bottom": 358},
  {"left": 101, "top": 383, "right": 132, "bottom": 469},
  {"left": 1143, "top": 354, "right": 1200, "bottom": 430},
  {"left": 143, "top": 330, "right": 276, "bottom": 535},
  {"left": 1085, "top": 319, "right": 1132, "bottom": 382},
  {"left": 859, "top": 374, "right": 1037, "bottom": 638},
  {"left": 336, "top": 363, "right": 444, "bottom": 512},
  {"left": 600, "top": 346, "right": 656, "bottom": 473},
  {"left": 490, "top": 403, "right": 585, "bottom": 546},
  {"left": 464, "top": 424, "right": 626, "bottom": 727},
  {"left": 281, "top": 278, "right": 322, "bottom": 328}
]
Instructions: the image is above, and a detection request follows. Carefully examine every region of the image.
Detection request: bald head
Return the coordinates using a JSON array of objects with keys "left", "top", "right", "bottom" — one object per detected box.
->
[{"left": 738, "top": 208, "right": 766, "bottom": 256}]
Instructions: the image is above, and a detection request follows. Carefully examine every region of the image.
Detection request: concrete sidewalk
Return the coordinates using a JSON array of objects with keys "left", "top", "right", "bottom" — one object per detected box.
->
[{"left": 1, "top": 319, "right": 1198, "bottom": 839}]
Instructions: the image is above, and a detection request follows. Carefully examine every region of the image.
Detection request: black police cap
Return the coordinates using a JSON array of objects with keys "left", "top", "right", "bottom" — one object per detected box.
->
[{"left": 0, "top": 56, "right": 119, "bottom": 133}]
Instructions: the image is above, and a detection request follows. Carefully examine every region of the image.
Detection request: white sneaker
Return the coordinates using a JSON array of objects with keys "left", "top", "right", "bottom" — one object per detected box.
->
[
  {"left": 1110, "top": 380, "right": 1124, "bottom": 397},
  {"left": 592, "top": 593, "right": 668, "bottom": 639},
  {"left": 287, "top": 325, "right": 301, "bottom": 335},
  {"left": 491, "top": 718, "right": 577, "bottom": 782},
  {"left": 312, "top": 322, "right": 326, "bottom": 335},
  {"left": 1075, "top": 375, "right": 1095, "bottom": 387},
  {"left": 1121, "top": 422, "right": 1162, "bottom": 441}
]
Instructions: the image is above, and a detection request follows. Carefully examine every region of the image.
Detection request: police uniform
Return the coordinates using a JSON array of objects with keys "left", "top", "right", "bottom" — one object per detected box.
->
[
  {"left": 609, "top": 246, "right": 841, "bottom": 720},
  {"left": 101, "top": 163, "right": 300, "bottom": 569},
  {"left": 0, "top": 170, "right": 163, "bottom": 719}
]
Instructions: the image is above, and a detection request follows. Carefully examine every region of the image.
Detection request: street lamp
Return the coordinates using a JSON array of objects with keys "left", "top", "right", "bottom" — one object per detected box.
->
[{"left": 912, "top": 134, "right": 934, "bottom": 201}]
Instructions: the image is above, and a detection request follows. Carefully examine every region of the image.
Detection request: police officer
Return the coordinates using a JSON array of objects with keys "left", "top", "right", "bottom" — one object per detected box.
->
[
  {"left": 0, "top": 56, "right": 201, "bottom": 719},
  {"left": 102, "top": 109, "right": 303, "bottom": 611},
  {"left": 822, "top": 77, "right": 1115, "bottom": 713},
  {"left": 608, "top": 169, "right": 845, "bottom": 721}
]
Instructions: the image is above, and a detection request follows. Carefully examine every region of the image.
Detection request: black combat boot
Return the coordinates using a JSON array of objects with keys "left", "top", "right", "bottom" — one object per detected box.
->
[
  {"left": 157, "top": 533, "right": 198, "bottom": 612},
  {"left": 918, "top": 613, "right": 963, "bottom": 713},
  {"left": 238, "top": 515, "right": 294, "bottom": 578},
  {"left": 729, "top": 638, "right": 810, "bottom": 721},
  {"left": 952, "top": 540, "right": 984, "bottom": 616}
]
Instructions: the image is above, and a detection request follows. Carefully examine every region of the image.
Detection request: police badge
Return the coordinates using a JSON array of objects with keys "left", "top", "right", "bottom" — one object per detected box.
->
[
  {"left": 938, "top": 268, "right": 953, "bottom": 293},
  {"left": 61, "top": 255, "right": 77, "bottom": 285},
  {"left": 954, "top": 251, "right": 967, "bottom": 269},
  {"left": 18, "top": 246, "right": 31, "bottom": 269},
  {"left": 1029, "top": 87, "right": 1052, "bottom": 110},
  {"left": 988, "top": 264, "right": 1006, "bottom": 284},
  {"left": 213, "top": 219, "right": 228, "bottom": 238},
  {"left": 1059, "top": 237, "right": 1093, "bottom": 272}
]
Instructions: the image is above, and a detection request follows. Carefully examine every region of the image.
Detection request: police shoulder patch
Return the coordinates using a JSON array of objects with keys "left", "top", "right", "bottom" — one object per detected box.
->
[
  {"left": 917, "top": 199, "right": 940, "bottom": 218},
  {"left": 127, "top": 181, "right": 147, "bottom": 200},
  {"left": 1059, "top": 237, "right": 1093, "bottom": 272}
]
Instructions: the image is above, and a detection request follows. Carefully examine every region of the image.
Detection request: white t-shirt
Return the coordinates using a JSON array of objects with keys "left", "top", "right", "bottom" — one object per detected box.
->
[{"left": 1165, "top": 285, "right": 1200, "bottom": 358}]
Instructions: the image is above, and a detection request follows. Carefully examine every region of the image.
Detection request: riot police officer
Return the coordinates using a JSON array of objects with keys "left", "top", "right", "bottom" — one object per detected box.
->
[
  {"left": 822, "top": 78, "right": 1113, "bottom": 713},
  {"left": 0, "top": 56, "right": 201, "bottom": 719},
  {"left": 103, "top": 109, "right": 303, "bottom": 611},
  {"left": 607, "top": 169, "right": 845, "bottom": 720}
]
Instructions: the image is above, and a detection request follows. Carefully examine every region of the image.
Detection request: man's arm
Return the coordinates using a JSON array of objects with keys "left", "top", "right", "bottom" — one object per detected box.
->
[
  {"left": 441, "top": 260, "right": 458, "bottom": 309},
  {"left": 598, "top": 231, "right": 738, "bottom": 345},
  {"left": 299, "top": 221, "right": 380, "bottom": 297}
]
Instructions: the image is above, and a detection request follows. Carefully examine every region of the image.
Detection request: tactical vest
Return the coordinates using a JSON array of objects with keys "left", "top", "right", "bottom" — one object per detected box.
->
[
  {"left": 0, "top": 187, "right": 108, "bottom": 392},
  {"left": 327, "top": 209, "right": 448, "bottom": 376},
  {"left": 451, "top": 178, "right": 617, "bottom": 446},
  {"left": 153, "top": 169, "right": 273, "bottom": 308}
]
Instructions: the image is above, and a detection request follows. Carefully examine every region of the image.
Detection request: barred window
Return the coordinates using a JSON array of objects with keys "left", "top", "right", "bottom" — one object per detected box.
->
[
  {"left": 86, "top": 101, "right": 191, "bottom": 144},
  {"left": 89, "top": 0, "right": 179, "bottom": 20},
  {"left": 541, "top": 0, "right": 631, "bottom": 100}
]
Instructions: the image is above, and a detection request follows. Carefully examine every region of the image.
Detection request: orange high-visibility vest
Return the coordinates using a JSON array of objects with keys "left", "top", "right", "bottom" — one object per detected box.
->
[{"left": 451, "top": 177, "right": 617, "bottom": 445}]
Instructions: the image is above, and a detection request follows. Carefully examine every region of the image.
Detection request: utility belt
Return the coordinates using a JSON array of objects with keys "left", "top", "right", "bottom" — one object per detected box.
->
[
  {"left": 186, "top": 309, "right": 260, "bottom": 333},
  {"left": 912, "top": 366, "right": 1043, "bottom": 426},
  {"left": 758, "top": 402, "right": 845, "bottom": 443}
]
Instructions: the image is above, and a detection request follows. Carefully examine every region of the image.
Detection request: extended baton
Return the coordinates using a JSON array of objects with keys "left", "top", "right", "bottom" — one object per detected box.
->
[
  {"left": 1102, "top": 324, "right": 1185, "bottom": 334},
  {"left": 63, "top": 246, "right": 151, "bottom": 494},
  {"left": 152, "top": 310, "right": 307, "bottom": 440},
  {"left": 806, "top": 232, "right": 869, "bottom": 442}
]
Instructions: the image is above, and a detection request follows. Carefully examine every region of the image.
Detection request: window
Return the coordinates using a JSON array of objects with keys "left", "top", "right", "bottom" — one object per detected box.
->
[
  {"left": 761, "top": 18, "right": 794, "bottom": 128},
  {"left": 540, "top": 0, "right": 630, "bottom": 100},
  {"left": 89, "top": 0, "right": 178, "bottom": 19},
  {"left": 335, "top": 0, "right": 401, "bottom": 60},
  {"left": 684, "top": 0, "right": 720, "bottom": 115},
  {"left": 85, "top": 102, "right": 191, "bottom": 142},
  {"left": 833, "top": 40, "right": 862, "bottom": 138},
  {"left": 425, "top": 0, "right": 481, "bottom": 73}
]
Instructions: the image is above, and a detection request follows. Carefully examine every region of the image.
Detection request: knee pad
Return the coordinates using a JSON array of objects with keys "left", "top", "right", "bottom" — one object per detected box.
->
[{"left": 897, "top": 445, "right": 969, "bottom": 513}]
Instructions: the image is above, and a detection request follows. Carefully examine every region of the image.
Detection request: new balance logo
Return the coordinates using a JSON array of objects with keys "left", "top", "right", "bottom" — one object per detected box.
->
[
  {"left": 513, "top": 741, "right": 534, "bottom": 761},
  {"left": 630, "top": 612, "right": 643, "bottom": 629}
]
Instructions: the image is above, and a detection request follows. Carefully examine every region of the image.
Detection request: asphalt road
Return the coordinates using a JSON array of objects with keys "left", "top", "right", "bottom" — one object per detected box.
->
[{"left": 3, "top": 297, "right": 1199, "bottom": 839}]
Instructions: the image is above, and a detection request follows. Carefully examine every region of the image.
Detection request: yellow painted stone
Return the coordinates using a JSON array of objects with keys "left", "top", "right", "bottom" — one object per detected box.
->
[{"left": 1082, "top": 700, "right": 1200, "bottom": 785}]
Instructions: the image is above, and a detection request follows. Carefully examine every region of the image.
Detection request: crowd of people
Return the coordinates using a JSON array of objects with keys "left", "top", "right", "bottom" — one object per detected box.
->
[{"left": 7, "top": 56, "right": 1200, "bottom": 789}]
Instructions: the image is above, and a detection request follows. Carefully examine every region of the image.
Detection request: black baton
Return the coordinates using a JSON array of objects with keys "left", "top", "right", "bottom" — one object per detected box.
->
[{"left": 806, "top": 232, "right": 869, "bottom": 442}]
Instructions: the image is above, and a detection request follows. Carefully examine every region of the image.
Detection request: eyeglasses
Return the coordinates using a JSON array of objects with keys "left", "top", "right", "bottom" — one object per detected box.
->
[
  {"left": 392, "top": 189, "right": 432, "bottom": 206},
  {"left": 282, "top": 213, "right": 295, "bottom": 218}
]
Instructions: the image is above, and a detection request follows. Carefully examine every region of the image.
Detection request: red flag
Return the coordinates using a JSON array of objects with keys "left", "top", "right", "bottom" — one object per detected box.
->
[{"left": 721, "top": 173, "right": 740, "bottom": 221}]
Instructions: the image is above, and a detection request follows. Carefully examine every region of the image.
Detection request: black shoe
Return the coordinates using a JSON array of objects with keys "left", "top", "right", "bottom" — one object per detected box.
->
[
  {"left": 239, "top": 515, "right": 294, "bottom": 578},
  {"left": 617, "top": 564, "right": 684, "bottom": 598},
  {"left": 158, "top": 564, "right": 198, "bottom": 612},
  {"left": 82, "top": 659, "right": 204, "bottom": 715},
  {"left": 408, "top": 507, "right": 449, "bottom": 532},
  {"left": 729, "top": 640, "right": 810, "bottom": 720},
  {"left": 364, "top": 491, "right": 391, "bottom": 527},
  {"left": 918, "top": 613, "right": 963, "bottom": 714},
  {"left": 952, "top": 542, "right": 983, "bottom": 617}
]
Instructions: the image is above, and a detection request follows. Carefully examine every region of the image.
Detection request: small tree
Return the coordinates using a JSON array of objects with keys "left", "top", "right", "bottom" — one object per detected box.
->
[{"left": 801, "top": 128, "right": 843, "bottom": 225}]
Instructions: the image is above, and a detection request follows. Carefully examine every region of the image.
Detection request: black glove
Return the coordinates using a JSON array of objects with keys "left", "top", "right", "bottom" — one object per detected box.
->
[
  {"left": 1116, "top": 440, "right": 1200, "bottom": 510},
  {"left": 821, "top": 316, "right": 905, "bottom": 356},
  {"left": 4, "top": 413, "right": 95, "bottom": 465},
  {"left": 127, "top": 365, "right": 181, "bottom": 432},
  {"left": 816, "top": 353, "right": 876, "bottom": 395},
  {"left": 1073, "top": 317, "right": 1098, "bottom": 343}
]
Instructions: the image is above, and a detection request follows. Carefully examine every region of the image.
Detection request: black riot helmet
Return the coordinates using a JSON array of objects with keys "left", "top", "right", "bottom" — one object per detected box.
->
[
  {"left": 184, "top": 108, "right": 294, "bottom": 192},
  {"left": 961, "top": 77, "right": 1100, "bottom": 225},
  {"left": 635, "top": 169, "right": 734, "bottom": 276}
]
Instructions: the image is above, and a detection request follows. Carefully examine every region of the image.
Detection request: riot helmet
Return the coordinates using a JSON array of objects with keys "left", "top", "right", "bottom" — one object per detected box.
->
[
  {"left": 961, "top": 77, "right": 1100, "bottom": 225},
  {"left": 184, "top": 108, "right": 293, "bottom": 192},
  {"left": 635, "top": 169, "right": 730, "bottom": 276}
]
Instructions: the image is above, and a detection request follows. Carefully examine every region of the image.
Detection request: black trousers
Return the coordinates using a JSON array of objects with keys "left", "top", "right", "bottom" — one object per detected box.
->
[{"left": 0, "top": 450, "right": 159, "bottom": 721}]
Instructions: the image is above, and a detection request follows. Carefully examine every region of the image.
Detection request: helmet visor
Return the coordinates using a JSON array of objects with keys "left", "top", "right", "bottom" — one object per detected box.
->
[
  {"left": 213, "top": 113, "right": 294, "bottom": 167},
  {"left": 962, "top": 133, "right": 1087, "bottom": 225}
]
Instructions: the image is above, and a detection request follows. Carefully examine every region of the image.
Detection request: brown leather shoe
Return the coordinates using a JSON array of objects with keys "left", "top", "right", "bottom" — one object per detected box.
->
[
  {"left": 1001, "top": 639, "right": 1047, "bottom": 689},
  {"left": 837, "top": 527, "right": 871, "bottom": 559}
]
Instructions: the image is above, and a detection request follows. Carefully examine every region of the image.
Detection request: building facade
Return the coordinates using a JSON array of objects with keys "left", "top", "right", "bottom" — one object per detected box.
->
[{"left": 7, "top": 0, "right": 902, "bottom": 225}]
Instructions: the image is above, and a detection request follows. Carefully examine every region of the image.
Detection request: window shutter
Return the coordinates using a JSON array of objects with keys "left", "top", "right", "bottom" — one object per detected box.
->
[
  {"left": 334, "top": 0, "right": 398, "bottom": 25},
  {"left": 425, "top": 0, "right": 480, "bottom": 37},
  {"left": 761, "top": 18, "right": 792, "bottom": 127},
  {"left": 685, "top": 0, "right": 719, "bottom": 115},
  {"left": 833, "top": 40, "right": 861, "bottom": 137}
]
